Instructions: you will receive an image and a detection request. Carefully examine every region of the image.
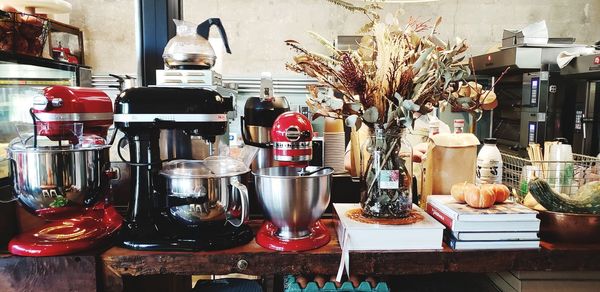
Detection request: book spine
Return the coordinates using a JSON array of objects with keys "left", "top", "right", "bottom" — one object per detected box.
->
[
  {"left": 426, "top": 204, "right": 454, "bottom": 230},
  {"left": 427, "top": 198, "right": 460, "bottom": 219}
]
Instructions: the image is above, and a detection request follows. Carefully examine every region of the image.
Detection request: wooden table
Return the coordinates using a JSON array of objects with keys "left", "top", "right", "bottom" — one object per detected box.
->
[
  {"left": 0, "top": 253, "right": 97, "bottom": 292},
  {"left": 100, "top": 220, "right": 600, "bottom": 291}
]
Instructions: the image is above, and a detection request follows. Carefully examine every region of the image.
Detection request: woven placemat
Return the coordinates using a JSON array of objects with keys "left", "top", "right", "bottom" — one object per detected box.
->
[{"left": 346, "top": 208, "right": 423, "bottom": 225}]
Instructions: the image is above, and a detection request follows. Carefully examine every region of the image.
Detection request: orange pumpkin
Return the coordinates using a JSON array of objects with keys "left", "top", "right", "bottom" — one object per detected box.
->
[
  {"left": 492, "top": 184, "right": 510, "bottom": 203},
  {"left": 465, "top": 184, "right": 495, "bottom": 208},
  {"left": 450, "top": 182, "right": 474, "bottom": 203}
]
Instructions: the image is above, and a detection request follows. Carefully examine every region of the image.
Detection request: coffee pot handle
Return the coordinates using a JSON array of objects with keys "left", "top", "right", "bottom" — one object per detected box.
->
[
  {"left": 228, "top": 177, "right": 249, "bottom": 227},
  {"left": 197, "top": 18, "right": 231, "bottom": 54}
]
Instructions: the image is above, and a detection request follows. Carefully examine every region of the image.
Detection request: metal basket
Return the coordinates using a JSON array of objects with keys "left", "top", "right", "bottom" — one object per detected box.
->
[
  {"left": 0, "top": 10, "right": 49, "bottom": 57},
  {"left": 501, "top": 151, "right": 600, "bottom": 199}
]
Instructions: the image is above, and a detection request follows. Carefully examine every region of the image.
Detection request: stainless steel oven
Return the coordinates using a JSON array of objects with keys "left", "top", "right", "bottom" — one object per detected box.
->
[
  {"left": 471, "top": 46, "right": 589, "bottom": 156},
  {"left": 561, "top": 54, "right": 600, "bottom": 156}
]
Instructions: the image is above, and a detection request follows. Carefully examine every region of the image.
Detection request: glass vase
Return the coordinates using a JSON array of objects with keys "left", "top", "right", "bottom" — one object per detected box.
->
[{"left": 360, "top": 123, "right": 413, "bottom": 218}]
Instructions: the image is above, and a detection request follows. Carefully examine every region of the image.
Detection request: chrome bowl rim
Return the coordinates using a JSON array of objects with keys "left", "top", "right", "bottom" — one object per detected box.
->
[
  {"left": 252, "top": 166, "right": 333, "bottom": 179},
  {"left": 8, "top": 144, "right": 111, "bottom": 153}
]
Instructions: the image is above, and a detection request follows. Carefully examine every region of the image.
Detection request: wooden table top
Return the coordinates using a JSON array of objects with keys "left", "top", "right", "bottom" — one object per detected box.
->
[{"left": 100, "top": 220, "right": 600, "bottom": 277}]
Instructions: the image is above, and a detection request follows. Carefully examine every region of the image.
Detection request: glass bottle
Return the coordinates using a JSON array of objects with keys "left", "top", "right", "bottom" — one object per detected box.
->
[
  {"left": 453, "top": 119, "right": 465, "bottom": 134},
  {"left": 476, "top": 138, "right": 503, "bottom": 184},
  {"left": 360, "top": 120, "right": 413, "bottom": 218}
]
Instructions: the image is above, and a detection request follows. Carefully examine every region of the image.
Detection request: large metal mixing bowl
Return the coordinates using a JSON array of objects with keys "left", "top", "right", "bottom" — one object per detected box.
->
[
  {"left": 9, "top": 143, "right": 111, "bottom": 215},
  {"left": 161, "top": 159, "right": 250, "bottom": 227},
  {"left": 253, "top": 166, "right": 333, "bottom": 239}
]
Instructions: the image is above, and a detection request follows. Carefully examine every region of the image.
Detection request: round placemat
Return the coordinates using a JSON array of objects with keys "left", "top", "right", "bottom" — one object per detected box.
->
[{"left": 346, "top": 208, "right": 423, "bottom": 225}]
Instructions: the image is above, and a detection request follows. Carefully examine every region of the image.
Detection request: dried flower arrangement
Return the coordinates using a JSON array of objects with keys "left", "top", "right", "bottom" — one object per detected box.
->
[
  {"left": 285, "top": 0, "right": 471, "bottom": 129},
  {"left": 284, "top": 0, "right": 510, "bottom": 218}
]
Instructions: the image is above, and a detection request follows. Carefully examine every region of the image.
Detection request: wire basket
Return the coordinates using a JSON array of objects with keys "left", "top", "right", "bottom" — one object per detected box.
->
[
  {"left": 0, "top": 9, "right": 49, "bottom": 57},
  {"left": 501, "top": 151, "right": 600, "bottom": 199}
]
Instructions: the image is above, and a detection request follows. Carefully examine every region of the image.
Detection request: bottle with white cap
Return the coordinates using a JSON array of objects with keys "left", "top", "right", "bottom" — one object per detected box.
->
[
  {"left": 477, "top": 138, "right": 503, "bottom": 184},
  {"left": 453, "top": 119, "right": 465, "bottom": 134}
]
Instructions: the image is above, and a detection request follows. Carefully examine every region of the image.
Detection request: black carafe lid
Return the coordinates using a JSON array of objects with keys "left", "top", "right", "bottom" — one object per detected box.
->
[{"left": 483, "top": 138, "right": 497, "bottom": 144}]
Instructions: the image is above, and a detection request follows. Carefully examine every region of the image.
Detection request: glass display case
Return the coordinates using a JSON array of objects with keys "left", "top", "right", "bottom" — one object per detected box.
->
[{"left": 0, "top": 51, "right": 91, "bottom": 180}]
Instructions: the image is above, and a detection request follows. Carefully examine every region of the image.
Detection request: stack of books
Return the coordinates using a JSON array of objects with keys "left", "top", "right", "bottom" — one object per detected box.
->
[{"left": 426, "top": 195, "right": 540, "bottom": 250}]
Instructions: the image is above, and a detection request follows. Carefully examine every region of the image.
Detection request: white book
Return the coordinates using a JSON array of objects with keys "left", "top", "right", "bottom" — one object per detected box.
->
[
  {"left": 333, "top": 203, "right": 444, "bottom": 251},
  {"left": 427, "top": 195, "right": 538, "bottom": 222},
  {"left": 447, "top": 238, "right": 540, "bottom": 250},
  {"left": 428, "top": 203, "right": 541, "bottom": 232},
  {"left": 451, "top": 231, "right": 539, "bottom": 241}
]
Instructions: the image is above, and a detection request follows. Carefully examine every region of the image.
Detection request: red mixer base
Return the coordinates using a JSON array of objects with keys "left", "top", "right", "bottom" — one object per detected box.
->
[
  {"left": 256, "top": 220, "right": 330, "bottom": 251},
  {"left": 9, "top": 205, "right": 122, "bottom": 256}
]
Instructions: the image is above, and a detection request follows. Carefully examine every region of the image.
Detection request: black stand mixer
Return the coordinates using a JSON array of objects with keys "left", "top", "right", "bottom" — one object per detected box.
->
[{"left": 114, "top": 87, "right": 252, "bottom": 251}]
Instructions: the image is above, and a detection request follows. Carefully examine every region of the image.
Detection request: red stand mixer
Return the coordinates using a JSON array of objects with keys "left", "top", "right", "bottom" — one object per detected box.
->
[
  {"left": 254, "top": 111, "right": 332, "bottom": 251},
  {"left": 7, "top": 86, "right": 121, "bottom": 256}
]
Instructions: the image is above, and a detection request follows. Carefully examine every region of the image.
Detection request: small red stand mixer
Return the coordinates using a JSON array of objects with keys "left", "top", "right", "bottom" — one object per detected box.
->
[
  {"left": 254, "top": 111, "right": 333, "bottom": 251},
  {"left": 7, "top": 86, "right": 121, "bottom": 256}
]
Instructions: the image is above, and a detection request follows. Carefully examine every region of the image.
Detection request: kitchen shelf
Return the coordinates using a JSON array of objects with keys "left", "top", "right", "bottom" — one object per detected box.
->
[
  {"left": 99, "top": 219, "right": 600, "bottom": 292},
  {"left": 0, "top": 51, "right": 89, "bottom": 71}
]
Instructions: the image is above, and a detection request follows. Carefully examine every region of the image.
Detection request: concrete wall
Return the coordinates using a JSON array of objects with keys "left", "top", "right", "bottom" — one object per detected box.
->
[
  {"left": 65, "top": 0, "right": 599, "bottom": 76},
  {"left": 67, "top": 0, "right": 137, "bottom": 75},
  {"left": 183, "top": 0, "right": 600, "bottom": 76}
]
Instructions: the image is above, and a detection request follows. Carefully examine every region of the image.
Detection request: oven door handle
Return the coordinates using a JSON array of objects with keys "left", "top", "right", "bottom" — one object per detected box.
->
[{"left": 583, "top": 114, "right": 587, "bottom": 140}]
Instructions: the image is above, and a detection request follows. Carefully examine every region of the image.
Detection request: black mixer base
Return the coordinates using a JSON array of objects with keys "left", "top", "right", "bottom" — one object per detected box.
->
[{"left": 120, "top": 224, "right": 253, "bottom": 251}]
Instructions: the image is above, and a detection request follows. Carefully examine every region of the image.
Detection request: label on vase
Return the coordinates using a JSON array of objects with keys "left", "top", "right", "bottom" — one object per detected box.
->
[{"left": 379, "top": 170, "right": 400, "bottom": 189}]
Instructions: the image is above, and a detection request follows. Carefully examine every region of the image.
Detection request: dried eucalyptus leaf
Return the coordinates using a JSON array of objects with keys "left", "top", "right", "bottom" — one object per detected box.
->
[
  {"left": 345, "top": 115, "right": 359, "bottom": 128},
  {"left": 344, "top": 102, "right": 362, "bottom": 114},
  {"left": 443, "top": 71, "right": 452, "bottom": 87},
  {"left": 453, "top": 70, "right": 464, "bottom": 81},
  {"left": 327, "top": 98, "right": 344, "bottom": 110},
  {"left": 363, "top": 107, "right": 379, "bottom": 123},
  {"left": 316, "top": 91, "right": 329, "bottom": 103},
  {"left": 413, "top": 47, "right": 434, "bottom": 74}
]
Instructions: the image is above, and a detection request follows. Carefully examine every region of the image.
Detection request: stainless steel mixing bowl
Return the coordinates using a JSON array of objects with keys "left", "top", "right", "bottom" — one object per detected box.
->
[
  {"left": 253, "top": 166, "right": 333, "bottom": 239},
  {"left": 161, "top": 159, "right": 250, "bottom": 227},
  {"left": 9, "top": 143, "right": 111, "bottom": 214}
]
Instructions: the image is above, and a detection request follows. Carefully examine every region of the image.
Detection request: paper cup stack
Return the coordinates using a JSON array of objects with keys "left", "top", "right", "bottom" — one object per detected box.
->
[{"left": 323, "top": 118, "right": 346, "bottom": 174}]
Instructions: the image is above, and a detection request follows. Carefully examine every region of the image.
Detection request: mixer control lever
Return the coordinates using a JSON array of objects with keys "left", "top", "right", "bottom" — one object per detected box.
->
[{"left": 51, "top": 98, "right": 63, "bottom": 108}]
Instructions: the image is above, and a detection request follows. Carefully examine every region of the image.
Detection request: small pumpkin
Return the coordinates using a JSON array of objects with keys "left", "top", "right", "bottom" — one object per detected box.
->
[
  {"left": 465, "top": 184, "right": 495, "bottom": 208},
  {"left": 492, "top": 184, "right": 510, "bottom": 203},
  {"left": 450, "top": 182, "right": 474, "bottom": 203}
]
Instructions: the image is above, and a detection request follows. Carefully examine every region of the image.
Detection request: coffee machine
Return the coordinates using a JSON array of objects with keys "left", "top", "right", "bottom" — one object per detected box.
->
[
  {"left": 240, "top": 72, "right": 290, "bottom": 170},
  {"left": 254, "top": 111, "right": 332, "bottom": 251},
  {"left": 7, "top": 86, "right": 121, "bottom": 256},
  {"left": 113, "top": 87, "right": 252, "bottom": 251}
]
